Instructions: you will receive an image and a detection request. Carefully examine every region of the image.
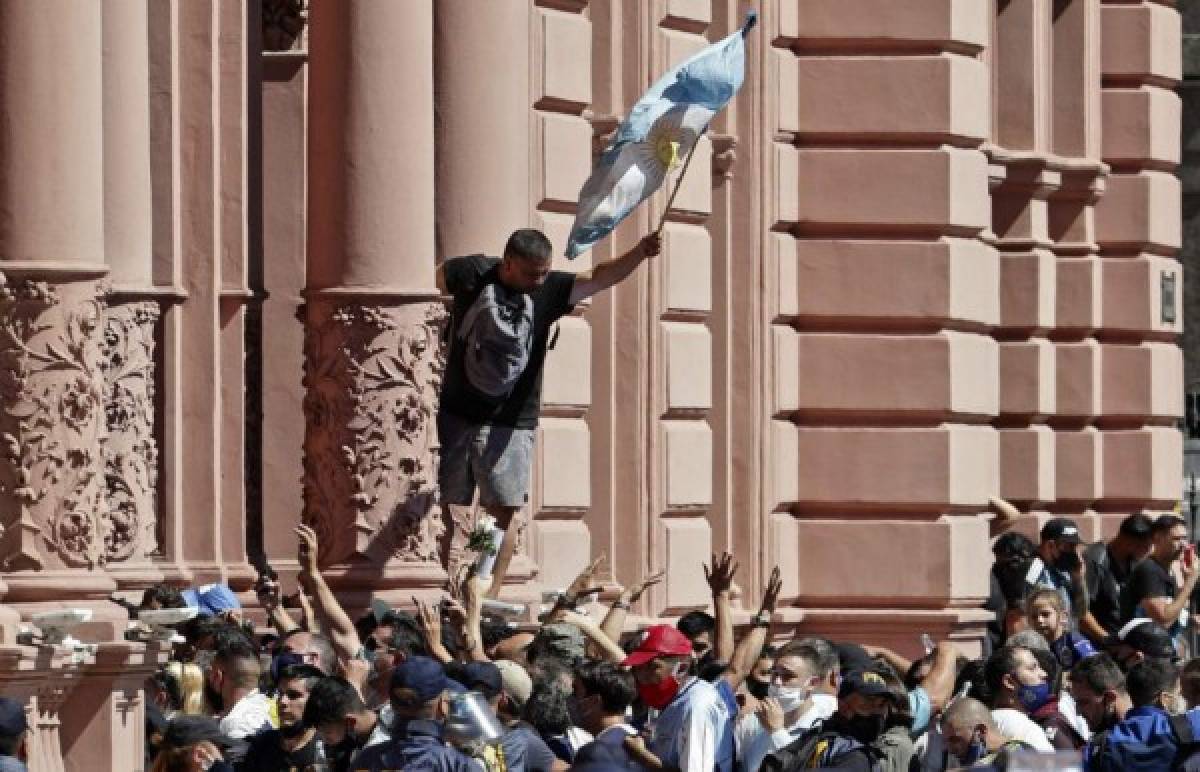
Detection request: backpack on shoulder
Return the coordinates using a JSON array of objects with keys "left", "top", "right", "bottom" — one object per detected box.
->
[
  {"left": 760, "top": 726, "right": 883, "bottom": 772},
  {"left": 455, "top": 279, "right": 535, "bottom": 405},
  {"left": 1088, "top": 713, "right": 1199, "bottom": 772}
]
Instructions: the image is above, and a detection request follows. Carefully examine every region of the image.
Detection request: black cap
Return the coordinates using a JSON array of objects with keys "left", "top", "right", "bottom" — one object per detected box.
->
[
  {"left": 838, "top": 669, "right": 902, "bottom": 704},
  {"left": 1112, "top": 618, "right": 1177, "bottom": 660},
  {"left": 1041, "top": 517, "right": 1083, "bottom": 545},
  {"left": 1119, "top": 513, "right": 1155, "bottom": 540},
  {"left": 161, "top": 715, "right": 231, "bottom": 751},
  {"left": 0, "top": 698, "right": 26, "bottom": 738},
  {"left": 833, "top": 641, "right": 874, "bottom": 675},
  {"left": 1153, "top": 514, "right": 1187, "bottom": 534}
]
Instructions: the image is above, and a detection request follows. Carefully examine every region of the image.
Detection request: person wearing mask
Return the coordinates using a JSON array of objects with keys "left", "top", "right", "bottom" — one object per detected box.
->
[
  {"left": 452, "top": 659, "right": 565, "bottom": 772},
  {"left": 0, "top": 698, "right": 28, "bottom": 772},
  {"left": 1069, "top": 654, "right": 1132, "bottom": 736},
  {"left": 736, "top": 640, "right": 834, "bottom": 771},
  {"left": 621, "top": 624, "right": 734, "bottom": 772},
  {"left": 1083, "top": 658, "right": 1200, "bottom": 771},
  {"left": 939, "top": 697, "right": 1033, "bottom": 769},
  {"left": 569, "top": 660, "right": 643, "bottom": 769},
  {"left": 760, "top": 668, "right": 902, "bottom": 771},
  {"left": 1106, "top": 617, "right": 1178, "bottom": 670},
  {"left": 153, "top": 716, "right": 236, "bottom": 772},
  {"left": 239, "top": 664, "right": 326, "bottom": 770},
  {"left": 302, "top": 676, "right": 390, "bottom": 770},
  {"left": 1024, "top": 518, "right": 1088, "bottom": 623},
  {"left": 1024, "top": 647, "right": 1086, "bottom": 751},
  {"left": 981, "top": 645, "right": 1055, "bottom": 752},
  {"left": 1082, "top": 513, "right": 1154, "bottom": 642},
  {"left": 353, "top": 657, "right": 475, "bottom": 772},
  {"left": 205, "top": 638, "right": 273, "bottom": 751},
  {"left": 1121, "top": 514, "right": 1199, "bottom": 657}
]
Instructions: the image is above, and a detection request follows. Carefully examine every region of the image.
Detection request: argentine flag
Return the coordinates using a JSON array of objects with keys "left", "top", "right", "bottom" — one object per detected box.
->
[{"left": 564, "top": 11, "right": 757, "bottom": 258}]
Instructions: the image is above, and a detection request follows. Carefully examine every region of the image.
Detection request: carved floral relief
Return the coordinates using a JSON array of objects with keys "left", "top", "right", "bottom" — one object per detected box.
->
[
  {"left": 302, "top": 301, "right": 447, "bottom": 566},
  {"left": 0, "top": 280, "right": 109, "bottom": 571},
  {"left": 100, "top": 301, "right": 160, "bottom": 564}
]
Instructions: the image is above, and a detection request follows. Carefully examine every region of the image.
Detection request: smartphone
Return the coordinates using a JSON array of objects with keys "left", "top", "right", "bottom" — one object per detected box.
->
[{"left": 1185, "top": 544, "right": 1196, "bottom": 565}]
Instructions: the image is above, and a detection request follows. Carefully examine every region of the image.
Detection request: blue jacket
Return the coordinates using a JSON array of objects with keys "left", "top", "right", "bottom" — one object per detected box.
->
[
  {"left": 1085, "top": 706, "right": 1200, "bottom": 770},
  {"left": 352, "top": 719, "right": 474, "bottom": 772}
]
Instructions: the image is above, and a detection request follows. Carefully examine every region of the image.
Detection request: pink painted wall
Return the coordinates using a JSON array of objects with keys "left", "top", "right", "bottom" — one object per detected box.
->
[{"left": 0, "top": 1, "right": 1183, "bottom": 768}]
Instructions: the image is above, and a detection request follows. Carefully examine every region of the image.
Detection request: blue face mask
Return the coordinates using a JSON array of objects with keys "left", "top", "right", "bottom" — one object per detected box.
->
[
  {"left": 1017, "top": 682, "right": 1052, "bottom": 713},
  {"left": 961, "top": 730, "right": 987, "bottom": 764}
]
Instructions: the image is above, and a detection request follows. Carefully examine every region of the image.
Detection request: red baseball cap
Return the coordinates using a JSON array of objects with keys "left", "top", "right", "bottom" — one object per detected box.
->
[{"left": 621, "top": 624, "right": 693, "bottom": 667}]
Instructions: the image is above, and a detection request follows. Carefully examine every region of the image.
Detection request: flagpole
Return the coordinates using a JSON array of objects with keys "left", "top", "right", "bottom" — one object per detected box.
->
[{"left": 653, "top": 135, "right": 704, "bottom": 236}]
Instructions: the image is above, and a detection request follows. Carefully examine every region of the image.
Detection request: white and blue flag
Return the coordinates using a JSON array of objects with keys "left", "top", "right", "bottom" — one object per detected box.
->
[{"left": 564, "top": 11, "right": 757, "bottom": 258}]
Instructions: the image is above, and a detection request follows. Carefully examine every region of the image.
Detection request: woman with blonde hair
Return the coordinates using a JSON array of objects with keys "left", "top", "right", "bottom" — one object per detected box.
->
[{"left": 151, "top": 662, "right": 209, "bottom": 718}]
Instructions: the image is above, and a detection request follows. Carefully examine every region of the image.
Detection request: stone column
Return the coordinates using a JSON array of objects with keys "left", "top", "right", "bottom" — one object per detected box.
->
[
  {"left": 101, "top": 0, "right": 165, "bottom": 590},
  {"left": 304, "top": 0, "right": 446, "bottom": 608},
  {"left": 0, "top": 1, "right": 123, "bottom": 632}
]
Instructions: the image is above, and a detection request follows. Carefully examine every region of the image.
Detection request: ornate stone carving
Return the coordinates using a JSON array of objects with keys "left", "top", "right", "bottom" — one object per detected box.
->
[
  {"left": 302, "top": 300, "right": 447, "bottom": 566},
  {"left": 262, "top": 0, "right": 307, "bottom": 52},
  {"left": 100, "top": 300, "right": 160, "bottom": 564},
  {"left": 0, "top": 280, "right": 109, "bottom": 571}
]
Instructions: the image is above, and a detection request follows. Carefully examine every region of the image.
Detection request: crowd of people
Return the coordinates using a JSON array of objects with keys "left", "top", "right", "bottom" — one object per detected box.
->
[{"left": 0, "top": 506, "right": 1197, "bottom": 771}]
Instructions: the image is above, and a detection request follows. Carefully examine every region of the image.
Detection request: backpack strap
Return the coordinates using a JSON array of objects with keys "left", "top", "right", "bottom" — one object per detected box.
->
[{"left": 1087, "top": 729, "right": 1108, "bottom": 772}]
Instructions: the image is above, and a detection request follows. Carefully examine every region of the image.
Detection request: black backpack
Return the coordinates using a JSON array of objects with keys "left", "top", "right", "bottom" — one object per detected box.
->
[
  {"left": 760, "top": 726, "right": 884, "bottom": 772},
  {"left": 1088, "top": 713, "right": 1198, "bottom": 772}
]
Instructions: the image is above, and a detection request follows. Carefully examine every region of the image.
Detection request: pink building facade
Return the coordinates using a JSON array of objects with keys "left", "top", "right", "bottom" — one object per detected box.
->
[{"left": 0, "top": 1, "right": 1184, "bottom": 769}]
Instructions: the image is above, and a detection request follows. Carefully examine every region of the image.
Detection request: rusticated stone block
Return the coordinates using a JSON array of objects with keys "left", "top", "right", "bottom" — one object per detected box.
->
[
  {"left": 999, "top": 427, "right": 1056, "bottom": 505},
  {"left": 1056, "top": 340, "right": 1101, "bottom": 420},
  {"left": 663, "top": 223, "right": 712, "bottom": 312},
  {"left": 664, "top": 27, "right": 707, "bottom": 70},
  {"left": 1101, "top": 427, "right": 1183, "bottom": 504},
  {"left": 1100, "top": 342, "right": 1184, "bottom": 420},
  {"left": 794, "top": 332, "right": 997, "bottom": 419},
  {"left": 792, "top": 0, "right": 988, "bottom": 50},
  {"left": 792, "top": 517, "right": 990, "bottom": 606},
  {"left": 797, "top": 148, "right": 989, "bottom": 231},
  {"left": 999, "top": 251, "right": 1056, "bottom": 332},
  {"left": 776, "top": 50, "right": 800, "bottom": 133},
  {"left": 795, "top": 426, "right": 997, "bottom": 510},
  {"left": 1103, "top": 87, "right": 1183, "bottom": 166},
  {"left": 538, "top": 8, "right": 591, "bottom": 107},
  {"left": 663, "top": 321, "right": 712, "bottom": 410},
  {"left": 1100, "top": 255, "right": 1182, "bottom": 336},
  {"left": 999, "top": 339, "right": 1055, "bottom": 418},
  {"left": 772, "top": 420, "right": 799, "bottom": 507},
  {"left": 533, "top": 520, "right": 591, "bottom": 591},
  {"left": 1055, "top": 257, "right": 1102, "bottom": 333},
  {"left": 662, "top": 517, "right": 712, "bottom": 610},
  {"left": 773, "top": 234, "right": 799, "bottom": 318},
  {"left": 793, "top": 238, "right": 998, "bottom": 327},
  {"left": 664, "top": 420, "right": 712, "bottom": 508},
  {"left": 538, "top": 113, "right": 592, "bottom": 206},
  {"left": 537, "top": 417, "right": 590, "bottom": 510},
  {"left": 542, "top": 316, "right": 591, "bottom": 407},
  {"left": 540, "top": 210, "right": 593, "bottom": 274},
  {"left": 772, "top": 326, "right": 799, "bottom": 414},
  {"left": 1095, "top": 171, "right": 1181, "bottom": 254},
  {"left": 774, "top": 143, "right": 800, "bottom": 225},
  {"left": 1056, "top": 428, "right": 1102, "bottom": 504},
  {"left": 1102, "top": 3, "right": 1182, "bottom": 83},
  {"left": 666, "top": 0, "right": 711, "bottom": 25},
  {"left": 795, "top": 55, "right": 988, "bottom": 142}
]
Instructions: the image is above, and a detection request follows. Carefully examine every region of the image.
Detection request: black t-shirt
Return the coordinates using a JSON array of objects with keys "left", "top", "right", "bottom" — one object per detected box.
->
[
  {"left": 1085, "top": 542, "right": 1136, "bottom": 635},
  {"left": 1120, "top": 558, "right": 1176, "bottom": 623},
  {"left": 238, "top": 728, "right": 323, "bottom": 771},
  {"left": 439, "top": 255, "right": 576, "bottom": 428}
]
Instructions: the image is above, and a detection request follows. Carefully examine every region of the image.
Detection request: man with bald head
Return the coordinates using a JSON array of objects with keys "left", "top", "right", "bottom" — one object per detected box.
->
[{"left": 940, "top": 697, "right": 1034, "bottom": 768}]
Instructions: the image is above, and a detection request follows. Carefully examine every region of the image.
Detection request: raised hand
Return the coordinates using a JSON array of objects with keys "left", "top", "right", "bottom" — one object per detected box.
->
[
  {"left": 623, "top": 570, "right": 666, "bottom": 604},
  {"left": 295, "top": 524, "right": 320, "bottom": 577},
  {"left": 760, "top": 566, "right": 783, "bottom": 613},
  {"left": 704, "top": 552, "right": 738, "bottom": 596}
]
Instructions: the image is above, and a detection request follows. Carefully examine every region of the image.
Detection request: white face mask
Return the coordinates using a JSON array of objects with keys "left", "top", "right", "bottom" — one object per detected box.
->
[{"left": 768, "top": 682, "right": 810, "bottom": 714}]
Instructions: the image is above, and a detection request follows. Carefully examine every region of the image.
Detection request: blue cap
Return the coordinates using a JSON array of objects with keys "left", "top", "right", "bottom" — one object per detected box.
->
[
  {"left": 458, "top": 662, "right": 502, "bottom": 698},
  {"left": 390, "top": 656, "right": 448, "bottom": 703},
  {"left": 181, "top": 583, "right": 241, "bottom": 616},
  {"left": 0, "top": 698, "right": 25, "bottom": 737}
]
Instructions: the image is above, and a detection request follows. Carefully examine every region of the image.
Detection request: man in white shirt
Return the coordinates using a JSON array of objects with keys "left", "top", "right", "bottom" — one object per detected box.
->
[
  {"left": 204, "top": 639, "right": 274, "bottom": 747},
  {"left": 983, "top": 645, "right": 1055, "bottom": 753},
  {"left": 570, "top": 660, "right": 644, "bottom": 769},
  {"left": 736, "top": 639, "right": 834, "bottom": 772},
  {"left": 622, "top": 624, "right": 735, "bottom": 772}
]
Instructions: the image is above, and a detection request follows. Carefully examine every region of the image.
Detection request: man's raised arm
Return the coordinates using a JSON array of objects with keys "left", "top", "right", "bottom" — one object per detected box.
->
[{"left": 568, "top": 233, "right": 661, "bottom": 305}]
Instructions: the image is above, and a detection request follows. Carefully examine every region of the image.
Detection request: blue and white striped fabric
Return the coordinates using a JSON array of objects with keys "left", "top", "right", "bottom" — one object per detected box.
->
[{"left": 564, "top": 11, "right": 757, "bottom": 259}]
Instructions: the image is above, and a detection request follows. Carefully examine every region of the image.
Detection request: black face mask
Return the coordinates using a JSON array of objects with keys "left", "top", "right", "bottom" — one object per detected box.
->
[
  {"left": 832, "top": 713, "right": 885, "bottom": 744},
  {"left": 1055, "top": 549, "right": 1081, "bottom": 572},
  {"left": 203, "top": 680, "right": 224, "bottom": 714},
  {"left": 745, "top": 676, "right": 771, "bottom": 700}
]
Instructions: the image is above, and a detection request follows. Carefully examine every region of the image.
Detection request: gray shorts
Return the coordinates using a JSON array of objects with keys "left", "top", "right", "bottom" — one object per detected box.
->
[{"left": 438, "top": 411, "right": 535, "bottom": 508}]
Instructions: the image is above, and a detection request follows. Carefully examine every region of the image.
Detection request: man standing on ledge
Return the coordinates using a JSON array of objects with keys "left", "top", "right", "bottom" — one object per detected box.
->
[{"left": 436, "top": 228, "right": 661, "bottom": 596}]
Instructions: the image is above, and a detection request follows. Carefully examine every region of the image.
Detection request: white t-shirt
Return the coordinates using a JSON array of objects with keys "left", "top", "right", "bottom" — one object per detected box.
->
[
  {"left": 735, "top": 693, "right": 837, "bottom": 772},
  {"left": 650, "top": 677, "right": 734, "bottom": 772},
  {"left": 219, "top": 690, "right": 274, "bottom": 739},
  {"left": 991, "top": 708, "right": 1055, "bottom": 752}
]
